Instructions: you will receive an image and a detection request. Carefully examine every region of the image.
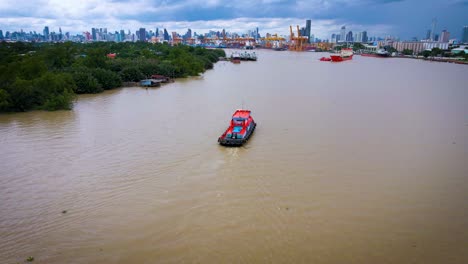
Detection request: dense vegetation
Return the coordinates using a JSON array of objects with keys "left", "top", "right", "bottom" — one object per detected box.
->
[{"left": 0, "top": 42, "right": 225, "bottom": 112}]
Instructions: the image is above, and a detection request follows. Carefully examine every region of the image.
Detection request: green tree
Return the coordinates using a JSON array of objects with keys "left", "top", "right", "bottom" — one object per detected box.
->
[
  {"left": 402, "top": 49, "right": 413, "bottom": 55},
  {"left": 7, "top": 78, "right": 36, "bottom": 111},
  {"left": 0, "top": 89, "right": 11, "bottom": 111},
  {"left": 422, "top": 50, "right": 431, "bottom": 58},
  {"left": 120, "top": 66, "right": 145, "bottom": 82},
  {"left": 72, "top": 71, "right": 103, "bottom": 94},
  {"left": 90, "top": 68, "right": 122, "bottom": 90},
  {"left": 34, "top": 72, "right": 76, "bottom": 110},
  {"left": 431, "top": 47, "right": 442, "bottom": 57}
]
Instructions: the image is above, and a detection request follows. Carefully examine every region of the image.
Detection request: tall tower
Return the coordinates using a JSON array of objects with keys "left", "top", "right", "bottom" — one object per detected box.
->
[
  {"left": 139, "top": 28, "right": 146, "bottom": 41},
  {"left": 430, "top": 18, "right": 437, "bottom": 41},
  {"left": 340, "top": 26, "right": 346, "bottom": 42},
  {"left": 305, "top": 20, "right": 311, "bottom": 43},
  {"left": 462, "top": 26, "right": 468, "bottom": 43},
  {"left": 43, "top": 26, "right": 49, "bottom": 41}
]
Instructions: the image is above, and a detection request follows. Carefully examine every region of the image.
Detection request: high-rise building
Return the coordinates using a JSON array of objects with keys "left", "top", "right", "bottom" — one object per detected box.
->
[
  {"left": 163, "top": 28, "right": 169, "bottom": 41},
  {"left": 91, "top": 28, "right": 97, "bottom": 41},
  {"left": 43, "top": 26, "right": 49, "bottom": 41},
  {"left": 139, "top": 28, "right": 146, "bottom": 41},
  {"left": 426, "top": 29, "right": 431, "bottom": 40},
  {"left": 120, "top": 30, "right": 125, "bottom": 41},
  {"left": 430, "top": 18, "right": 437, "bottom": 41},
  {"left": 439, "top": 30, "right": 450, "bottom": 43},
  {"left": 184, "top": 28, "right": 192, "bottom": 40},
  {"left": 0, "top": 30, "right": 4, "bottom": 39},
  {"left": 462, "top": 26, "right": 468, "bottom": 43},
  {"left": 331, "top": 33, "right": 336, "bottom": 43},
  {"left": 434, "top": 34, "right": 439, "bottom": 42},
  {"left": 346, "top": 31, "right": 353, "bottom": 42},
  {"left": 362, "top": 31, "right": 368, "bottom": 42},
  {"left": 305, "top": 20, "right": 311, "bottom": 43},
  {"left": 340, "top": 26, "right": 346, "bottom": 42}
]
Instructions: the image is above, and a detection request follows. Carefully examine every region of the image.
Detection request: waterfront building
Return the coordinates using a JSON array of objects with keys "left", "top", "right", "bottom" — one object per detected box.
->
[
  {"left": 392, "top": 41, "right": 449, "bottom": 54},
  {"left": 423, "top": 41, "right": 448, "bottom": 50},
  {"left": 439, "top": 30, "right": 450, "bottom": 43}
]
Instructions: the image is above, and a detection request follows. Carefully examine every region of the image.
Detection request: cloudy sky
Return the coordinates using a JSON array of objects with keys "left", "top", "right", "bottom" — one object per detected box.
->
[{"left": 0, "top": 0, "right": 466, "bottom": 40}]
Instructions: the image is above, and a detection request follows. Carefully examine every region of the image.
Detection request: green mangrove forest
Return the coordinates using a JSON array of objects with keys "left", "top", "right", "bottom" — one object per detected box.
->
[{"left": 0, "top": 42, "right": 225, "bottom": 112}]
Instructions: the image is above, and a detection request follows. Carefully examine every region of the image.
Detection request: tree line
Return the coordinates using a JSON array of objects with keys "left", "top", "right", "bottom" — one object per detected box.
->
[{"left": 0, "top": 42, "right": 225, "bottom": 112}]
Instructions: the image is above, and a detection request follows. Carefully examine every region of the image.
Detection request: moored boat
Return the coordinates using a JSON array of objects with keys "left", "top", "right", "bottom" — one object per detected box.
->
[
  {"left": 361, "top": 49, "right": 390, "bottom": 58},
  {"left": 330, "top": 48, "right": 353, "bottom": 62},
  {"left": 231, "top": 52, "right": 241, "bottom": 63},
  {"left": 218, "top": 109, "right": 256, "bottom": 146},
  {"left": 320, "top": 57, "right": 331, "bottom": 61}
]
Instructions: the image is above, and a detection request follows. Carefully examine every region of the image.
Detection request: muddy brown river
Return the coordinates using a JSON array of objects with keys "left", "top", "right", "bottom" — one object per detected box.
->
[{"left": 1, "top": 50, "right": 467, "bottom": 263}]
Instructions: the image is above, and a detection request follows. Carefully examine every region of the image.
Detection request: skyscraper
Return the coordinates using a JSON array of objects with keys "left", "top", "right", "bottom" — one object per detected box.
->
[
  {"left": 346, "top": 31, "right": 353, "bottom": 42},
  {"left": 139, "top": 28, "right": 146, "bottom": 41},
  {"left": 0, "top": 30, "right": 4, "bottom": 39},
  {"left": 362, "top": 31, "right": 368, "bottom": 42},
  {"left": 430, "top": 18, "right": 437, "bottom": 41},
  {"left": 439, "top": 30, "right": 450, "bottom": 43},
  {"left": 340, "top": 26, "right": 346, "bottom": 42},
  {"left": 426, "top": 29, "right": 431, "bottom": 40},
  {"left": 163, "top": 29, "right": 169, "bottom": 41},
  {"left": 120, "top": 30, "right": 125, "bottom": 41},
  {"left": 43, "top": 26, "right": 49, "bottom": 41},
  {"left": 91, "top": 28, "right": 97, "bottom": 41},
  {"left": 305, "top": 20, "right": 311, "bottom": 43},
  {"left": 462, "top": 26, "right": 468, "bottom": 43}
]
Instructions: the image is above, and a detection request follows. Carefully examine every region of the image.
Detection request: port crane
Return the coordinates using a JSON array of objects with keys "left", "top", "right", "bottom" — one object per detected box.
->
[{"left": 289, "top": 25, "right": 308, "bottom": 51}]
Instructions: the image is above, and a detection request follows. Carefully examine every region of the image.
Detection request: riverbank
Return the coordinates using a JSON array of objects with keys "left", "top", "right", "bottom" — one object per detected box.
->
[
  {"left": 0, "top": 42, "right": 225, "bottom": 113},
  {"left": 397, "top": 55, "right": 468, "bottom": 64}
]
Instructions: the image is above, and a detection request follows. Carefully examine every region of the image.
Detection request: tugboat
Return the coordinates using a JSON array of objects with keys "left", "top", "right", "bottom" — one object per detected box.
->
[
  {"left": 330, "top": 48, "right": 354, "bottom": 62},
  {"left": 218, "top": 109, "right": 256, "bottom": 146}
]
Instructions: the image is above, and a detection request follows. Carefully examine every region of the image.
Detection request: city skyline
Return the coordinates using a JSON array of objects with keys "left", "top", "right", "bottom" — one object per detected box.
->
[{"left": 0, "top": 0, "right": 467, "bottom": 40}]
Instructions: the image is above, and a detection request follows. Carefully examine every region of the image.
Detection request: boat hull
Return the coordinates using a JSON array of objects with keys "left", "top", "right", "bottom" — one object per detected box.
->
[
  {"left": 361, "top": 53, "right": 389, "bottom": 58},
  {"left": 218, "top": 122, "right": 256, "bottom": 146},
  {"left": 330, "top": 54, "right": 353, "bottom": 62}
]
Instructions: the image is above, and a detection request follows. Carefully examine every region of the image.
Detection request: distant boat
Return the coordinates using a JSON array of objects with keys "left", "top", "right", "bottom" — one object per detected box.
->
[
  {"left": 231, "top": 52, "right": 241, "bottom": 64},
  {"left": 218, "top": 109, "right": 256, "bottom": 146},
  {"left": 361, "top": 49, "right": 390, "bottom": 58},
  {"left": 319, "top": 57, "right": 331, "bottom": 61},
  {"left": 330, "top": 48, "right": 353, "bottom": 62}
]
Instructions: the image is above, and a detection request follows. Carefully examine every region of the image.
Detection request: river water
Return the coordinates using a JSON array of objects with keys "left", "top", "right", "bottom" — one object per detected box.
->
[{"left": 1, "top": 50, "right": 467, "bottom": 263}]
